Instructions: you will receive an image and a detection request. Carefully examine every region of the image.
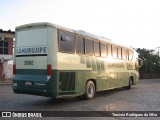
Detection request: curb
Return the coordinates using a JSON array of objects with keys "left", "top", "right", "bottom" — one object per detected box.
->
[
  {"left": 0, "top": 80, "right": 12, "bottom": 85},
  {"left": 0, "top": 83, "right": 12, "bottom": 85}
]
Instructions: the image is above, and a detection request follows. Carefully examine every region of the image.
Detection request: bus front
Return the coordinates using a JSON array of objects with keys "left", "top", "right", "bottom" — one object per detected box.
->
[{"left": 13, "top": 23, "right": 58, "bottom": 97}]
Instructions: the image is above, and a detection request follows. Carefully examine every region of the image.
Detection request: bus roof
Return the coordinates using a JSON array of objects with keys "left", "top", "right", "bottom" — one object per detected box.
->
[{"left": 16, "top": 22, "right": 133, "bottom": 50}]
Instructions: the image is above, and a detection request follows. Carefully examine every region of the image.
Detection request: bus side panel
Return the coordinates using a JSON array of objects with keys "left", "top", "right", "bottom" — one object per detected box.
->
[
  {"left": 47, "top": 27, "right": 59, "bottom": 97},
  {"left": 75, "top": 71, "right": 85, "bottom": 95},
  {"left": 47, "top": 27, "right": 58, "bottom": 65},
  {"left": 46, "top": 70, "right": 58, "bottom": 97}
]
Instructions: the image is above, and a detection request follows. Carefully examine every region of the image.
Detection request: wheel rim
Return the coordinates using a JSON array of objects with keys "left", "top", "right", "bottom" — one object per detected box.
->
[{"left": 87, "top": 84, "right": 94, "bottom": 98}]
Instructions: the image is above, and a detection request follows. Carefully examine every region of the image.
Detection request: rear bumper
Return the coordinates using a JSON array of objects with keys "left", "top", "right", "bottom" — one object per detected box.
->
[
  {"left": 12, "top": 70, "right": 58, "bottom": 97},
  {"left": 13, "top": 86, "right": 56, "bottom": 97}
]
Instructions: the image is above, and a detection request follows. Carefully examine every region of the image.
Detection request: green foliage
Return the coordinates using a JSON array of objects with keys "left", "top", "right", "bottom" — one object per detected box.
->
[{"left": 136, "top": 48, "right": 160, "bottom": 74}]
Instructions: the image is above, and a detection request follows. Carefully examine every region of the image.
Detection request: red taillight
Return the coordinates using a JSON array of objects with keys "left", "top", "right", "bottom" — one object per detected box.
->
[
  {"left": 47, "top": 64, "right": 52, "bottom": 76},
  {"left": 13, "top": 64, "right": 16, "bottom": 74}
]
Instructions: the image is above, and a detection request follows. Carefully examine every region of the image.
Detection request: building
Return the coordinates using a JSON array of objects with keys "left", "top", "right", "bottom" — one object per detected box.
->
[{"left": 0, "top": 29, "right": 14, "bottom": 80}]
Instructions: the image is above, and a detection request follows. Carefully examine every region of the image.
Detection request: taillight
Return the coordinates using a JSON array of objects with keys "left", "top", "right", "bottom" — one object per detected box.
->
[
  {"left": 47, "top": 64, "right": 52, "bottom": 76},
  {"left": 13, "top": 64, "right": 16, "bottom": 74}
]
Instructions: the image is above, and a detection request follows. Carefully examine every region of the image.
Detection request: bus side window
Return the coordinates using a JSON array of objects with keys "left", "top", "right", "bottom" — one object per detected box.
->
[
  {"left": 59, "top": 30, "right": 75, "bottom": 53},
  {"left": 112, "top": 45, "right": 118, "bottom": 59},
  {"left": 100, "top": 42, "right": 107, "bottom": 57},
  {"left": 118, "top": 47, "right": 122, "bottom": 59},
  {"left": 76, "top": 36, "right": 85, "bottom": 54},
  {"left": 107, "top": 44, "right": 112, "bottom": 58},
  {"left": 94, "top": 40, "right": 100, "bottom": 57},
  {"left": 85, "top": 38, "right": 93, "bottom": 55},
  {"left": 129, "top": 50, "right": 133, "bottom": 60},
  {"left": 126, "top": 50, "right": 129, "bottom": 60},
  {"left": 122, "top": 48, "right": 127, "bottom": 60}
]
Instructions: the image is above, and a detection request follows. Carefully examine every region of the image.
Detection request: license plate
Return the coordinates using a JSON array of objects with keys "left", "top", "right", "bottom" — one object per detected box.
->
[{"left": 25, "top": 81, "right": 32, "bottom": 86}]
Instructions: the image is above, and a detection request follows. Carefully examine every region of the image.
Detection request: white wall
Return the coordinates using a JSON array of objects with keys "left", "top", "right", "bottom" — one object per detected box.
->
[{"left": 8, "top": 64, "right": 13, "bottom": 79}]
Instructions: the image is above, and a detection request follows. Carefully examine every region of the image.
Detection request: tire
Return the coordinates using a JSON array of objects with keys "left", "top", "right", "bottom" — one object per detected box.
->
[
  {"left": 127, "top": 77, "right": 132, "bottom": 90},
  {"left": 85, "top": 81, "right": 95, "bottom": 100}
]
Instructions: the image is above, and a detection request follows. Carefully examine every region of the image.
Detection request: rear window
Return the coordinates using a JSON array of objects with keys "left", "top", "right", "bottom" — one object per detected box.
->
[{"left": 16, "top": 27, "right": 48, "bottom": 47}]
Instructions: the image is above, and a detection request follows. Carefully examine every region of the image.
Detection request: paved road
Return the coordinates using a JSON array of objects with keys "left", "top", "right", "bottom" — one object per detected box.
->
[{"left": 0, "top": 79, "right": 160, "bottom": 120}]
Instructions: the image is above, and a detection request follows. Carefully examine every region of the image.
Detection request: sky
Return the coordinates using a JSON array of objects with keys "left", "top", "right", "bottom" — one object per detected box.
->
[{"left": 1, "top": 0, "right": 160, "bottom": 50}]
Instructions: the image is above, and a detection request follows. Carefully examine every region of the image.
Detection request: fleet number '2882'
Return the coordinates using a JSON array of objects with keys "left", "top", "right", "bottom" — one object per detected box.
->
[{"left": 24, "top": 60, "right": 33, "bottom": 65}]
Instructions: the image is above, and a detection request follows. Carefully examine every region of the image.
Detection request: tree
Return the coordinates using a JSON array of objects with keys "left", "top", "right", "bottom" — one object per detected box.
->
[{"left": 136, "top": 48, "right": 160, "bottom": 76}]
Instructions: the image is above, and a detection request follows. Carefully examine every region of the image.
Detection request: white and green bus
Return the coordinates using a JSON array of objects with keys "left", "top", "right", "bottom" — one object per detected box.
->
[{"left": 13, "top": 22, "right": 139, "bottom": 99}]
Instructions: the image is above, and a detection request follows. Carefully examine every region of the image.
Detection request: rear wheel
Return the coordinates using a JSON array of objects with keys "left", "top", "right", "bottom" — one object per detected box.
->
[
  {"left": 85, "top": 81, "right": 95, "bottom": 100},
  {"left": 127, "top": 77, "right": 132, "bottom": 90}
]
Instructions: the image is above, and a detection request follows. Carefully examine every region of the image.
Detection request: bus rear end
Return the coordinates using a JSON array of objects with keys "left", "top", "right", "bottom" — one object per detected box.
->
[{"left": 13, "top": 23, "right": 57, "bottom": 97}]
